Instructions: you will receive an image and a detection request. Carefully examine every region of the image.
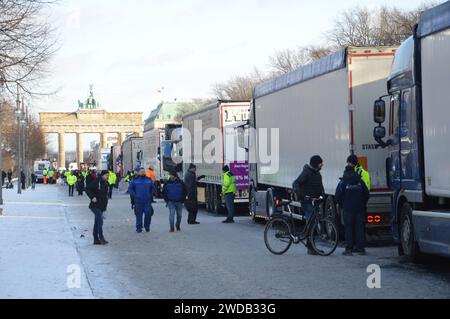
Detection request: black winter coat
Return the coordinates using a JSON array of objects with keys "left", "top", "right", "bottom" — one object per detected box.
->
[
  {"left": 335, "top": 167, "right": 369, "bottom": 212},
  {"left": 85, "top": 177, "right": 109, "bottom": 212},
  {"left": 293, "top": 165, "right": 325, "bottom": 200}
]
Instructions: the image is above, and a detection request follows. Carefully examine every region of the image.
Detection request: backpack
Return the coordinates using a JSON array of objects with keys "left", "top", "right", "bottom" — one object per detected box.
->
[{"left": 167, "top": 180, "right": 185, "bottom": 202}]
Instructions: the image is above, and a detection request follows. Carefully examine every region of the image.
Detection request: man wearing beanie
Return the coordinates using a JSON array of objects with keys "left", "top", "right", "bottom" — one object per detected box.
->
[
  {"left": 336, "top": 157, "right": 370, "bottom": 256},
  {"left": 85, "top": 170, "right": 110, "bottom": 245},
  {"left": 293, "top": 155, "right": 325, "bottom": 255}
]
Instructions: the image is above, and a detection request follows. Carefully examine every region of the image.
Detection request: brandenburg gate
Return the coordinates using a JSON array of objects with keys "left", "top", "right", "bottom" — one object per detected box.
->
[{"left": 39, "top": 87, "right": 143, "bottom": 168}]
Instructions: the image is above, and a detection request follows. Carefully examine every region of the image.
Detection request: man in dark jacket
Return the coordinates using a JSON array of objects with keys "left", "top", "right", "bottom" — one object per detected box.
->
[
  {"left": 1, "top": 170, "right": 6, "bottom": 187},
  {"left": 292, "top": 155, "right": 325, "bottom": 255},
  {"left": 85, "top": 170, "right": 110, "bottom": 245},
  {"left": 163, "top": 170, "right": 187, "bottom": 232},
  {"left": 128, "top": 167, "right": 155, "bottom": 233},
  {"left": 335, "top": 162, "right": 370, "bottom": 256},
  {"left": 184, "top": 164, "right": 205, "bottom": 225}
]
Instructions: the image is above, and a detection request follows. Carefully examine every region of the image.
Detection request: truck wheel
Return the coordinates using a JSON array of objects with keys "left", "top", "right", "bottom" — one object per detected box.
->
[
  {"left": 212, "top": 185, "right": 221, "bottom": 215},
  {"left": 250, "top": 188, "right": 258, "bottom": 222},
  {"left": 210, "top": 185, "right": 216, "bottom": 213},
  {"left": 325, "top": 196, "right": 342, "bottom": 240},
  {"left": 399, "top": 203, "right": 423, "bottom": 263},
  {"left": 205, "top": 185, "right": 211, "bottom": 212}
]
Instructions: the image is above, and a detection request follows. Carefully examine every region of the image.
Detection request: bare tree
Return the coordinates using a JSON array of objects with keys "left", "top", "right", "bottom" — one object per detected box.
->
[
  {"left": 174, "top": 98, "right": 216, "bottom": 121},
  {"left": 268, "top": 45, "right": 333, "bottom": 74},
  {"left": 328, "top": 4, "right": 436, "bottom": 48},
  {"left": 0, "top": 0, "right": 58, "bottom": 96},
  {"left": 212, "top": 68, "right": 268, "bottom": 100}
]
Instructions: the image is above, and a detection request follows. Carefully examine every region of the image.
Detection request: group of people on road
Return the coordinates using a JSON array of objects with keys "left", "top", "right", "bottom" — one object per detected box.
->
[
  {"left": 2, "top": 169, "right": 36, "bottom": 190},
  {"left": 88, "top": 164, "right": 238, "bottom": 246},
  {"left": 293, "top": 154, "right": 370, "bottom": 256}
]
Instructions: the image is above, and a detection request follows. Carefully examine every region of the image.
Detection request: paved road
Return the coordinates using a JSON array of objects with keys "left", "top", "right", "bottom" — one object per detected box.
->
[{"left": 0, "top": 183, "right": 449, "bottom": 299}]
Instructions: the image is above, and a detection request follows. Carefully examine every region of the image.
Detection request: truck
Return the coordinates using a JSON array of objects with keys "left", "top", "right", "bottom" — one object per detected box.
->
[
  {"left": 33, "top": 160, "right": 52, "bottom": 183},
  {"left": 143, "top": 124, "right": 181, "bottom": 194},
  {"left": 121, "top": 137, "right": 144, "bottom": 175},
  {"left": 110, "top": 145, "right": 122, "bottom": 175},
  {"left": 249, "top": 46, "right": 398, "bottom": 240},
  {"left": 182, "top": 100, "right": 251, "bottom": 214},
  {"left": 372, "top": 1, "right": 450, "bottom": 260}
]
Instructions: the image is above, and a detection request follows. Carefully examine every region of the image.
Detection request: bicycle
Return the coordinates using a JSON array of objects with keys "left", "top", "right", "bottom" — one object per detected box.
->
[{"left": 264, "top": 196, "right": 338, "bottom": 256}]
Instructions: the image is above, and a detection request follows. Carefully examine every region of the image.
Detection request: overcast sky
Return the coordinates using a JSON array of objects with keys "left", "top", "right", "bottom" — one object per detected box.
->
[{"left": 39, "top": 0, "right": 434, "bottom": 152}]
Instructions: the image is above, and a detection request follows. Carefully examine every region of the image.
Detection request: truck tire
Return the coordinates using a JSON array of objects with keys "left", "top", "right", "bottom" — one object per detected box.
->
[
  {"left": 325, "top": 196, "right": 342, "bottom": 240},
  {"left": 212, "top": 185, "right": 221, "bottom": 215},
  {"left": 399, "top": 203, "right": 423, "bottom": 263},
  {"left": 249, "top": 188, "right": 258, "bottom": 222},
  {"left": 206, "top": 185, "right": 212, "bottom": 212}
]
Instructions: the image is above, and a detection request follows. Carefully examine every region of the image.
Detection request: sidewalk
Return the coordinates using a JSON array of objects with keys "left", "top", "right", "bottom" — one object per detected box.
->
[{"left": 0, "top": 183, "right": 94, "bottom": 299}]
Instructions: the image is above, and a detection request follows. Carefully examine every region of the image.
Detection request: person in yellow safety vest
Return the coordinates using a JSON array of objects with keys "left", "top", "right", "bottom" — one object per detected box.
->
[
  {"left": 43, "top": 168, "right": 48, "bottom": 185},
  {"left": 48, "top": 170, "right": 55, "bottom": 184},
  {"left": 222, "top": 165, "right": 237, "bottom": 224},
  {"left": 108, "top": 170, "right": 117, "bottom": 199},
  {"left": 64, "top": 171, "right": 70, "bottom": 185},
  {"left": 67, "top": 173, "right": 77, "bottom": 197},
  {"left": 347, "top": 154, "right": 371, "bottom": 201},
  {"left": 124, "top": 171, "right": 131, "bottom": 183}
]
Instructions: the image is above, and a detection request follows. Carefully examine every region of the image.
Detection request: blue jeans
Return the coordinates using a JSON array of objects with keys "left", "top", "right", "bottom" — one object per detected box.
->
[
  {"left": 224, "top": 193, "right": 235, "bottom": 220},
  {"left": 301, "top": 201, "right": 314, "bottom": 223},
  {"left": 135, "top": 201, "right": 153, "bottom": 231},
  {"left": 168, "top": 202, "right": 183, "bottom": 229},
  {"left": 343, "top": 209, "right": 365, "bottom": 251},
  {"left": 90, "top": 207, "right": 104, "bottom": 241}
]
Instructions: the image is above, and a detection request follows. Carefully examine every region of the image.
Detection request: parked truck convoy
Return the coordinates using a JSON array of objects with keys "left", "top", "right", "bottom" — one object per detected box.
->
[
  {"left": 372, "top": 1, "right": 450, "bottom": 260},
  {"left": 249, "top": 46, "right": 398, "bottom": 240},
  {"left": 142, "top": 124, "right": 181, "bottom": 194},
  {"left": 181, "top": 100, "right": 251, "bottom": 214},
  {"left": 121, "top": 137, "right": 144, "bottom": 175}
]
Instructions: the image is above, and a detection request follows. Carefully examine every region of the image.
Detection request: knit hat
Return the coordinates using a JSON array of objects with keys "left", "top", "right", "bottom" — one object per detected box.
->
[
  {"left": 189, "top": 164, "right": 196, "bottom": 170},
  {"left": 347, "top": 155, "right": 359, "bottom": 166},
  {"left": 223, "top": 165, "right": 230, "bottom": 172},
  {"left": 310, "top": 155, "right": 323, "bottom": 169},
  {"left": 100, "top": 170, "right": 109, "bottom": 177}
]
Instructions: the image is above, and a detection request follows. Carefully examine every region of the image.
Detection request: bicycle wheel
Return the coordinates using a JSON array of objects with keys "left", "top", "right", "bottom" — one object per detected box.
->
[
  {"left": 264, "top": 218, "right": 293, "bottom": 255},
  {"left": 309, "top": 218, "right": 338, "bottom": 256}
]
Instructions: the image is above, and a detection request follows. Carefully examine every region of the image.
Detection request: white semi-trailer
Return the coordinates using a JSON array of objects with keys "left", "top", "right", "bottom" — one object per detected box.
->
[
  {"left": 142, "top": 124, "right": 181, "bottom": 194},
  {"left": 372, "top": 1, "right": 450, "bottom": 260},
  {"left": 250, "top": 46, "right": 397, "bottom": 240},
  {"left": 182, "top": 100, "right": 251, "bottom": 214},
  {"left": 121, "top": 137, "right": 143, "bottom": 175}
]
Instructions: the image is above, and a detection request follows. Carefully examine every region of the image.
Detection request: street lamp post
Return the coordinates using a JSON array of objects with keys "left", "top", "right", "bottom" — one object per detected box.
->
[{"left": 16, "top": 86, "right": 22, "bottom": 194}]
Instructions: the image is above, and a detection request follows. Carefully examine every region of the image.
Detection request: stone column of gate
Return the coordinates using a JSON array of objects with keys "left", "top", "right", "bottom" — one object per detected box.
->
[
  {"left": 118, "top": 132, "right": 127, "bottom": 146},
  {"left": 76, "top": 133, "right": 83, "bottom": 165},
  {"left": 100, "top": 132, "right": 108, "bottom": 149},
  {"left": 58, "top": 133, "right": 65, "bottom": 169}
]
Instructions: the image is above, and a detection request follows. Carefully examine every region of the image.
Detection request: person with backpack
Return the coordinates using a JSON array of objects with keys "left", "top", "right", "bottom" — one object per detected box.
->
[
  {"left": 184, "top": 164, "right": 206, "bottom": 225},
  {"left": 335, "top": 156, "right": 370, "bottom": 256},
  {"left": 163, "top": 170, "right": 187, "bottom": 232},
  {"left": 222, "top": 165, "right": 237, "bottom": 224},
  {"left": 128, "top": 167, "right": 155, "bottom": 233},
  {"left": 76, "top": 171, "right": 85, "bottom": 196}
]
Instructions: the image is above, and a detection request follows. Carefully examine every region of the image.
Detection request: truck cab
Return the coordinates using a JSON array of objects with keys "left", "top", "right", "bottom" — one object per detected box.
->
[{"left": 373, "top": 1, "right": 450, "bottom": 260}]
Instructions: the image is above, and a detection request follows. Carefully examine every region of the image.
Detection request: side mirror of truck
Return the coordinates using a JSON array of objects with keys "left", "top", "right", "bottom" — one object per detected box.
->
[
  {"left": 374, "top": 126, "right": 386, "bottom": 139},
  {"left": 374, "top": 99, "right": 386, "bottom": 124}
]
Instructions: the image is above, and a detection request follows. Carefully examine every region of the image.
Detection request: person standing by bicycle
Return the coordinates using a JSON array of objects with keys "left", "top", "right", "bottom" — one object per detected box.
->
[
  {"left": 335, "top": 158, "right": 370, "bottom": 256},
  {"left": 292, "top": 155, "right": 325, "bottom": 255}
]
